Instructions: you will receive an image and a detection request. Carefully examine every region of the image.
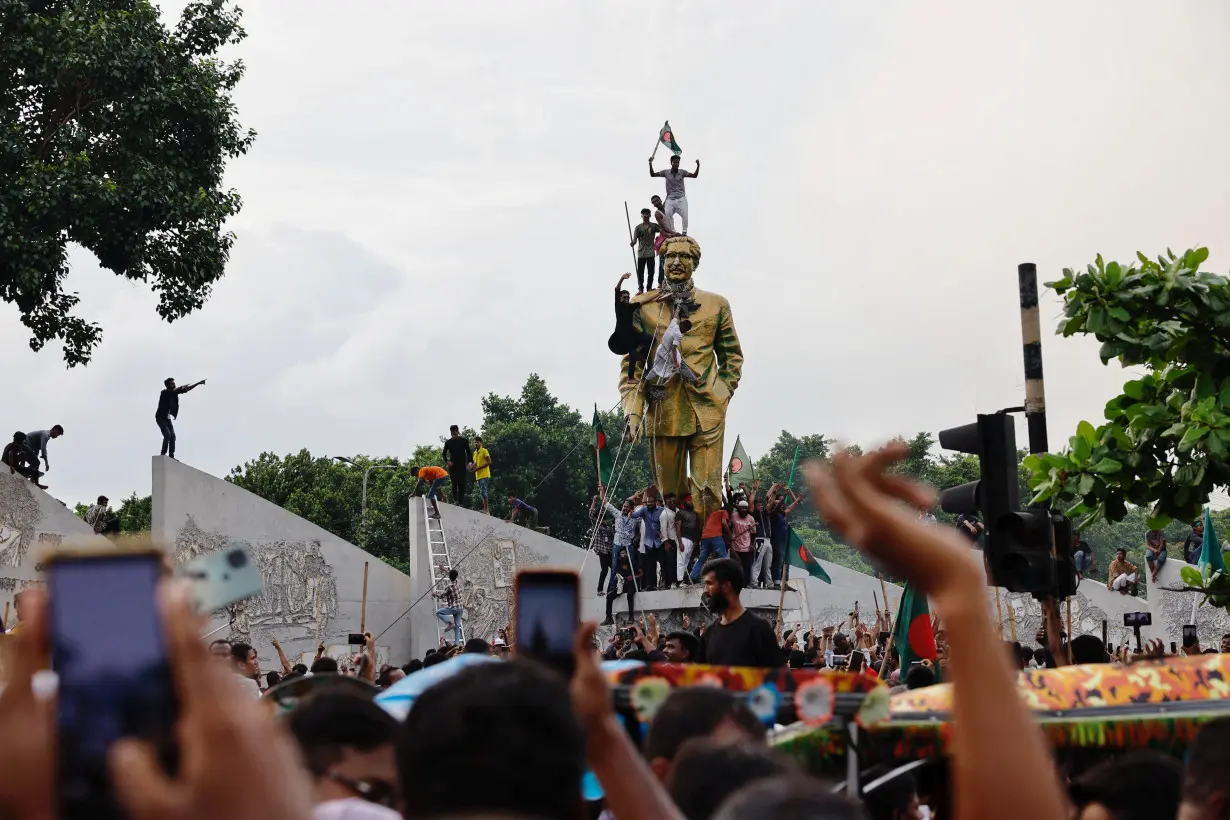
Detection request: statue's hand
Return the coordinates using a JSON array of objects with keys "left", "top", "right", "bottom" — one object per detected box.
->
[{"left": 623, "top": 415, "right": 641, "bottom": 444}]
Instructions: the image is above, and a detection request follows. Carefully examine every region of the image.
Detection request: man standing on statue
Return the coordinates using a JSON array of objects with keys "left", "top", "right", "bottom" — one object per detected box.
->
[
  {"left": 619, "top": 235, "right": 743, "bottom": 522},
  {"left": 649, "top": 154, "right": 699, "bottom": 235}
]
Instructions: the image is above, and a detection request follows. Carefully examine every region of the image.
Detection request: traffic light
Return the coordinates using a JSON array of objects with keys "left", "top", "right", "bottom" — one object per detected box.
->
[{"left": 938, "top": 413, "right": 1056, "bottom": 594}]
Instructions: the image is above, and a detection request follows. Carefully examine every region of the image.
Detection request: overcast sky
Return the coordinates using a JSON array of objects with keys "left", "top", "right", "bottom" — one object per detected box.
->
[{"left": 6, "top": 1, "right": 1230, "bottom": 509}]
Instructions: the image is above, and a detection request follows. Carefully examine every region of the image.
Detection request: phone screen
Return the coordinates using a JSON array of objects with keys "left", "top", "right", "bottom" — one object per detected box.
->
[
  {"left": 50, "top": 553, "right": 177, "bottom": 820},
  {"left": 515, "top": 571, "right": 579, "bottom": 676},
  {"left": 1182, "top": 624, "right": 1199, "bottom": 647}
]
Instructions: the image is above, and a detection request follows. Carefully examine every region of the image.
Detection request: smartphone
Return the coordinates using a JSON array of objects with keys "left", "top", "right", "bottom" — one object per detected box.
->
[
  {"left": 514, "top": 569, "right": 579, "bottom": 677},
  {"left": 48, "top": 549, "right": 177, "bottom": 820},
  {"left": 1123, "top": 611, "right": 1152, "bottom": 628},
  {"left": 348, "top": 633, "right": 367, "bottom": 646},
  {"left": 1182, "top": 624, "right": 1199, "bottom": 647},
  {"left": 1170, "top": 641, "right": 1178, "bottom": 655},
  {"left": 175, "top": 544, "right": 263, "bottom": 614}
]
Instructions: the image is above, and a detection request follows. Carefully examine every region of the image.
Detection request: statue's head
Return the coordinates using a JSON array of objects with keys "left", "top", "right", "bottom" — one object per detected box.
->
[{"left": 661, "top": 235, "right": 701, "bottom": 285}]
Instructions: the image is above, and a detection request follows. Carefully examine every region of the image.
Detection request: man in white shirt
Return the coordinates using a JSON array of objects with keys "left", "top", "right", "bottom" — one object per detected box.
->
[
  {"left": 230, "top": 642, "right": 263, "bottom": 698},
  {"left": 649, "top": 154, "right": 700, "bottom": 235},
  {"left": 659, "top": 493, "right": 680, "bottom": 588}
]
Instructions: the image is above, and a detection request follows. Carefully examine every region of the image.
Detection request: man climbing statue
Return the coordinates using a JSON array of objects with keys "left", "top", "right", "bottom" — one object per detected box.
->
[{"left": 618, "top": 235, "right": 742, "bottom": 520}]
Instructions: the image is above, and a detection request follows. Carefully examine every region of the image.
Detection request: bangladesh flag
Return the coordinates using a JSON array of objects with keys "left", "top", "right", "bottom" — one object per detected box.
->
[
  {"left": 892, "top": 583, "right": 937, "bottom": 669},
  {"left": 786, "top": 527, "right": 831, "bottom": 584},
  {"left": 726, "top": 436, "right": 755, "bottom": 494},
  {"left": 591, "top": 405, "right": 613, "bottom": 487},
  {"left": 1199, "top": 507, "right": 1227, "bottom": 576},
  {"left": 659, "top": 121, "right": 682, "bottom": 156}
]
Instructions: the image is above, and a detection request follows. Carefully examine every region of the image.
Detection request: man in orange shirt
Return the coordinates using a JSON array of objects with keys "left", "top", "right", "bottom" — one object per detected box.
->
[
  {"left": 689, "top": 500, "right": 732, "bottom": 582},
  {"left": 412, "top": 465, "right": 450, "bottom": 519}
]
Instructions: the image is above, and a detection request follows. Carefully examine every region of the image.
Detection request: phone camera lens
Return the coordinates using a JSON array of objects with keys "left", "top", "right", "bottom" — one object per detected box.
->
[{"left": 227, "top": 549, "right": 248, "bottom": 569}]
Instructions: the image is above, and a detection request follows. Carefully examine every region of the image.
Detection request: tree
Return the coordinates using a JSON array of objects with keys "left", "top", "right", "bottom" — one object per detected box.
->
[
  {"left": 1025, "top": 248, "right": 1230, "bottom": 529},
  {"left": 1, "top": 0, "right": 255, "bottom": 366},
  {"left": 226, "top": 450, "right": 416, "bottom": 560}
]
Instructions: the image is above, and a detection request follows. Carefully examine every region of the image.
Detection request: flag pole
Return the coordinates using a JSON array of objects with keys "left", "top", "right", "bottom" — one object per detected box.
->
[
  {"left": 775, "top": 559, "right": 790, "bottom": 640},
  {"left": 995, "top": 588, "right": 1005, "bottom": 639},
  {"left": 623, "top": 201, "right": 640, "bottom": 272},
  {"left": 785, "top": 444, "right": 802, "bottom": 492},
  {"left": 878, "top": 612, "right": 898, "bottom": 678},
  {"left": 651, "top": 129, "right": 661, "bottom": 162}
]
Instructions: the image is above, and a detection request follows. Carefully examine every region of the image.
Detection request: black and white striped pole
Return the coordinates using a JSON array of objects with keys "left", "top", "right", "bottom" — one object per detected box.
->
[{"left": 1018, "top": 263, "right": 1048, "bottom": 455}]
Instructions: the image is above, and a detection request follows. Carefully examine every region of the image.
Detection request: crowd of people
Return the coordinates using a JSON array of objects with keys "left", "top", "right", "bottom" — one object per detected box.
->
[
  {"left": 3, "top": 443, "right": 1227, "bottom": 820},
  {"left": 588, "top": 477, "right": 802, "bottom": 626}
]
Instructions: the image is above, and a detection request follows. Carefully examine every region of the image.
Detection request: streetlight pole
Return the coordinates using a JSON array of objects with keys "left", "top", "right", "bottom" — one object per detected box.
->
[{"left": 332, "top": 456, "right": 398, "bottom": 550}]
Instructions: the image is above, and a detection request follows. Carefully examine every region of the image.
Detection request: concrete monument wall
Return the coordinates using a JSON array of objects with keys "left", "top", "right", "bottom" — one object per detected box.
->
[
  {"left": 0, "top": 473, "right": 109, "bottom": 624},
  {"left": 1148, "top": 557, "right": 1230, "bottom": 651},
  {"left": 408, "top": 499, "right": 803, "bottom": 657},
  {"left": 152, "top": 456, "right": 415, "bottom": 668}
]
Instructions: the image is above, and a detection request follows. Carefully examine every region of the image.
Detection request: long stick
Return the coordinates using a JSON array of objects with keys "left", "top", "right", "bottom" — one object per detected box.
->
[
  {"left": 1006, "top": 599, "right": 1018, "bottom": 642},
  {"left": 785, "top": 444, "right": 802, "bottom": 491},
  {"left": 313, "top": 589, "right": 322, "bottom": 648},
  {"left": 651, "top": 131, "right": 661, "bottom": 162},
  {"left": 1065, "top": 596, "right": 1074, "bottom": 665},
  {"left": 775, "top": 560, "right": 791, "bottom": 640},
  {"left": 878, "top": 619, "right": 896, "bottom": 678},
  {"left": 623, "top": 201, "right": 639, "bottom": 273},
  {"left": 360, "top": 561, "right": 370, "bottom": 635},
  {"left": 802, "top": 580, "right": 815, "bottom": 634},
  {"left": 995, "top": 588, "right": 1005, "bottom": 640},
  {"left": 878, "top": 576, "right": 890, "bottom": 629}
]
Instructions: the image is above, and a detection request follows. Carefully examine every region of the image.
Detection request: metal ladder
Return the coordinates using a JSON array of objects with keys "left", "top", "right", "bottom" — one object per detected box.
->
[{"left": 423, "top": 496, "right": 462, "bottom": 645}]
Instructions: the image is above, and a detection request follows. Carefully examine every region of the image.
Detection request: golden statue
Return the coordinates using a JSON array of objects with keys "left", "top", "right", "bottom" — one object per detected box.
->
[{"left": 620, "top": 235, "right": 743, "bottom": 515}]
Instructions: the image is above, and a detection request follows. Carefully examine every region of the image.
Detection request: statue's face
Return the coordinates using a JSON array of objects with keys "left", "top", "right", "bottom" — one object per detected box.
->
[{"left": 662, "top": 239, "right": 698, "bottom": 284}]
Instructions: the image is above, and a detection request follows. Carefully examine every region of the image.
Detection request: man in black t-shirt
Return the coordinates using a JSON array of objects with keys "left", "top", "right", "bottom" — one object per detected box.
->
[
  {"left": 155, "top": 377, "right": 206, "bottom": 459},
  {"left": 695, "top": 557, "right": 782, "bottom": 668},
  {"left": 442, "top": 425, "right": 473, "bottom": 508}
]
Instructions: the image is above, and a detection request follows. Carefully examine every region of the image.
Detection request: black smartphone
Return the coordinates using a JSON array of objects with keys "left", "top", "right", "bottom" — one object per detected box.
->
[
  {"left": 514, "top": 569, "right": 579, "bottom": 677},
  {"left": 1170, "top": 641, "right": 1178, "bottom": 655},
  {"left": 48, "top": 549, "right": 177, "bottom": 820},
  {"left": 348, "top": 632, "right": 366, "bottom": 646},
  {"left": 1123, "top": 611, "right": 1152, "bottom": 627},
  {"left": 1182, "top": 624, "right": 1199, "bottom": 647}
]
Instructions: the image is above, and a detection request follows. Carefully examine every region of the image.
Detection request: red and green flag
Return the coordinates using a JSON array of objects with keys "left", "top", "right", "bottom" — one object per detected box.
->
[
  {"left": 659, "top": 121, "right": 682, "bottom": 156},
  {"left": 726, "top": 436, "right": 755, "bottom": 494},
  {"left": 786, "top": 528, "right": 831, "bottom": 584},
  {"left": 892, "top": 583, "right": 937, "bottom": 669},
  {"left": 592, "top": 405, "right": 613, "bottom": 487}
]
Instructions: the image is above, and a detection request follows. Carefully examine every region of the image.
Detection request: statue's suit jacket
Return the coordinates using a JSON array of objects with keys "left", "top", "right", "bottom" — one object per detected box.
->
[{"left": 620, "top": 286, "right": 743, "bottom": 436}]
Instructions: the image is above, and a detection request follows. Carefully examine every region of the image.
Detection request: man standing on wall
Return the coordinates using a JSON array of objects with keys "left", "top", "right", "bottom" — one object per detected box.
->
[
  {"left": 472, "top": 435, "right": 492, "bottom": 515},
  {"left": 443, "top": 425, "right": 473, "bottom": 509},
  {"left": 156, "top": 377, "right": 206, "bottom": 459},
  {"left": 22, "top": 426, "right": 63, "bottom": 479}
]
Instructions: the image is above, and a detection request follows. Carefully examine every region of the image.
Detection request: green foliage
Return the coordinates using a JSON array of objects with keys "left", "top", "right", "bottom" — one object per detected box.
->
[
  {"left": 1027, "top": 248, "right": 1230, "bottom": 529},
  {"left": 0, "top": 0, "right": 255, "bottom": 366},
  {"left": 226, "top": 451, "right": 416, "bottom": 560}
]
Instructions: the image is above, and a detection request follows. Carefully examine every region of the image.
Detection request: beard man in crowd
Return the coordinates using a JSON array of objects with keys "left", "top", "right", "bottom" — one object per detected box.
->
[
  {"left": 695, "top": 558, "right": 782, "bottom": 668},
  {"left": 289, "top": 691, "right": 402, "bottom": 820}
]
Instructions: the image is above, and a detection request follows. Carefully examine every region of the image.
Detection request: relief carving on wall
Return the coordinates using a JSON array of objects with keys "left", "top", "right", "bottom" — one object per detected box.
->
[
  {"left": 444, "top": 521, "right": 550, "bottom": 644},
  {"left": 173, "top": 516, "right": 339, "bottom": 642},
  {"left": 993, "top": 588, "right": 1133, "bottom": 648},
  {"left": 1155, "top": 587, "right": 1230, "bottom": 648},
  {"left": 0, "top": 474, "right": 42, "bottom": 570}
]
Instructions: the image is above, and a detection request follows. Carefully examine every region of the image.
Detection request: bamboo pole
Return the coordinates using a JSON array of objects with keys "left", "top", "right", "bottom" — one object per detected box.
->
[
  {"left": 1006, "top": 598, "right": 1018, "bottom": 642},
  {"left": 878, "top": 615, "right": 897, "bottom": 678},
  {"left": 995, "top": 588, "right": 1005, "bottom": 640},
  {"left": 774, "top": 563, "right": 790, "bottom": 640},
  {"left": 313, "top": 589, "right": 322, "bottom": 649},
  {"left": 360, "top": 562, "right": 370, "bottom": 635}
]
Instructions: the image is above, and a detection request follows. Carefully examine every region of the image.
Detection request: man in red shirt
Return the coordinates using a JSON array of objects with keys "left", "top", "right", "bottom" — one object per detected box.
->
[
  {"left": 412, "top": 465, "right": 450, "bottom": 519},
  {"left": 689, "top": 503, "right": 731, "bottom": 582}
]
